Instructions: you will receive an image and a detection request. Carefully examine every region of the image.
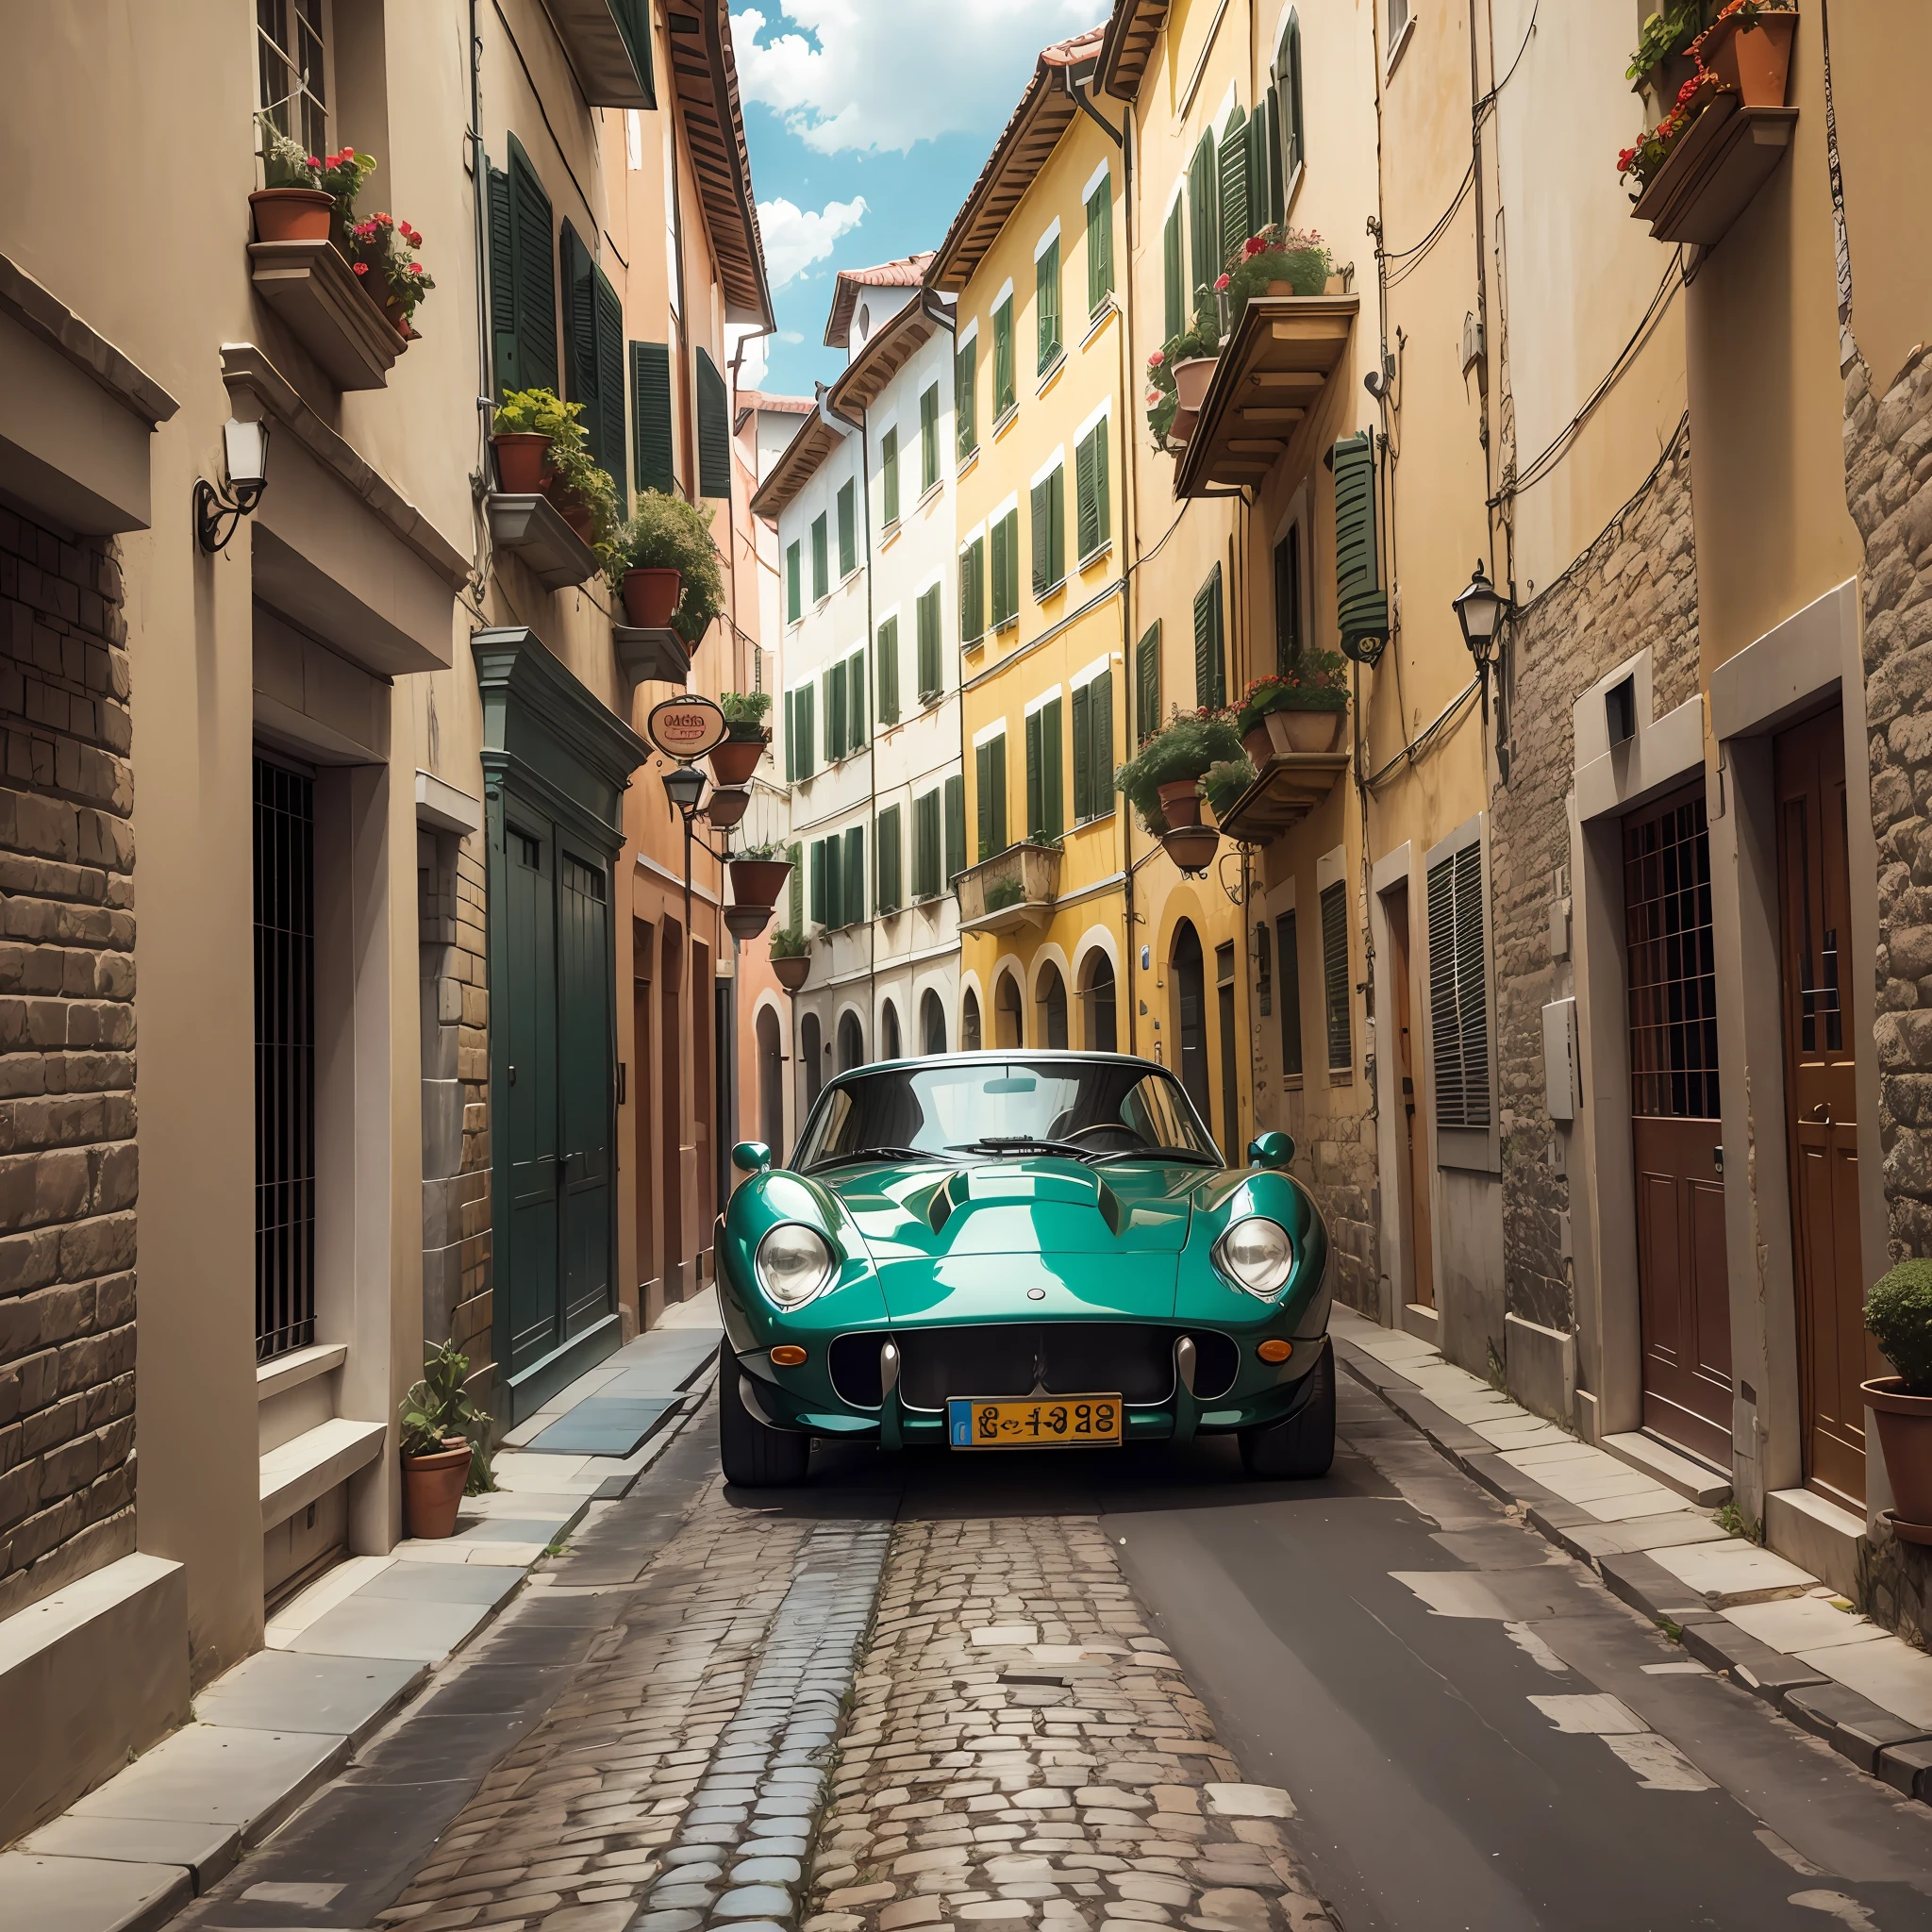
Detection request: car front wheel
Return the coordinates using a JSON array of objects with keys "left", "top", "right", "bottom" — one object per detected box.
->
[
  {"left": 1239, "top": 1342, "right": 1335, "bottom": 1479},
  {"left": 719, "top": 1361, "right": 812, "bottom": 1486}
]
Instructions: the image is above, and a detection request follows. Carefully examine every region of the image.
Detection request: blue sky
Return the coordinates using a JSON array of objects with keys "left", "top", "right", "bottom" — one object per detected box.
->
[{"left": 729, "top": 1, "right": 1102, "bottom": 398}]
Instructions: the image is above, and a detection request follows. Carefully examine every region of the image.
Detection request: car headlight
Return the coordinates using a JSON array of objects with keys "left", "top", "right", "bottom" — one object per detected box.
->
[
  {"left": 755, "top": 1223, "right": 837, "bottom": 1307},
  {"left": 1214, "top": 1216, "right": 1294, "bottom": 1298}
]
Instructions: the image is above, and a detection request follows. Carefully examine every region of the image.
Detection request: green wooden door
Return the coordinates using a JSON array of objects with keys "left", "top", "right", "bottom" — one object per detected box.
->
[
  {"left": 558, "top": 851, "right": 614, "bottom": 1340},
  {"left": 503, "top": 811, "right": 560, "bottom": 1377}
]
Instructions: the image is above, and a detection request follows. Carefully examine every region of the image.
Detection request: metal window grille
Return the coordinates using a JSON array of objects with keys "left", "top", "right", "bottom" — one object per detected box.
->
[
  {"left": 1624, "top": 791, "right": 1720, "bottom": 1118},
  {"left": 255, "top": 758, "right": 316, "bottom": 1361},
  {"left": 258, "top": 0, "right": 328, "bottom": 158},
  {"left": 1427, "top": 842, "right": 1491, "bottom": 1126}
]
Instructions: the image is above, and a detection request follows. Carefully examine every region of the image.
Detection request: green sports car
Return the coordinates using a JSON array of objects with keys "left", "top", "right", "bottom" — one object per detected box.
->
[{"left": 714, "top": 1051, "right": 1335, "bottom": 1486}]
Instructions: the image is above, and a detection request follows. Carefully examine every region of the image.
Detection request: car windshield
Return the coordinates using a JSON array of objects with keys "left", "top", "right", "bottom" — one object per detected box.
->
[{"left": 793, "top": 1058, "right": 1221, "bottom": 1172}]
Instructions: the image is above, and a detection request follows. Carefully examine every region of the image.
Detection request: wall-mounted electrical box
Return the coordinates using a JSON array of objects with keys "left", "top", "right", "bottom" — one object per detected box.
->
[
  {"left": 1461, "top": 311, "right": 1486, "bottom": 377},
  {"left": 1542, "top": 996, "right": 1580, "bottom": 1123}
]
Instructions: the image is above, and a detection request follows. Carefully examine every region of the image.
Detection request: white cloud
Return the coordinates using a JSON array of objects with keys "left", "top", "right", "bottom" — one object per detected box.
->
[
  {"left": 758, "top": 193, "right": 869, "bottom": 288},
  {"left": 733, "top": 1, "right": 1100, "bottom": 156}
]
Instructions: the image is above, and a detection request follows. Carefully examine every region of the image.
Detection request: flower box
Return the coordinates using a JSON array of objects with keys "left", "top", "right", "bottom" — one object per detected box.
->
[
  {"left": 612, "top": 624, "right": 691, "bottom": 686},
  {"left": 955, "top": 843, "right": 1063, "bottom": 935},
  {"left": 248, "top": 238, "right": 405, "bottom": 391},
  {"left": 1628, "top": 92, "right": 1797, "bottom": 245},
  {"left": 487, "top": 491, "right": 601, "bottom": 591}
]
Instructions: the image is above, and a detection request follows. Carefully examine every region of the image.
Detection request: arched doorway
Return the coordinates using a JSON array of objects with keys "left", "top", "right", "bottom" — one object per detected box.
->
[
  {"left": 756, "top": 1005, "right": 784, "bottom": 1158},
  {"left": 799, "top": 1010, "right": 823, "bottom": 1109},
  {"left": 838, "top": 1009, "right": 865, "bottom": 1070},
  {"left": 882, "top": 999, "right": 902, "bottom": 1060},
  {"left": 1081, "top": 952, "right": 1118, "bottom": 1052},
  {"left": 994, "top": 971, "right": 1024, "bottom": 1047},
  {"left": 1172, "top": 921, "right": 1211, "bottom": 1135},
  {"left": 1038, "top": 962, "right": 1069, "bottom": 1048},
  {"left": 921, "top": 988, "right": 947, "bottom": 1054},
  {"left": 961, "top": 989, "right": 982, "bottom": 1050}
]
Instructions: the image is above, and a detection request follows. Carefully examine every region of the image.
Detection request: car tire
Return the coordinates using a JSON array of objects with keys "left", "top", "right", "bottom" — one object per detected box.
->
[
  {"left": 719, "top": 1362, "right": 812, "bottom": 1487},
  {"left": 1239, "top": 1342, "right": 1335, "bottom": 1479}
]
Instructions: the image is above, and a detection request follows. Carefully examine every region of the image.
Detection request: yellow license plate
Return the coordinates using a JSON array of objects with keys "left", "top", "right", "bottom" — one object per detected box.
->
[{"left": 946, "top": 1395, "right": 1123, "bottom": 1448}]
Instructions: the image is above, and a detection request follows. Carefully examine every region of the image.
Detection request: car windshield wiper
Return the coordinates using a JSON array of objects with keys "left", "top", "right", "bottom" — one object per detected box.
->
[
  {"left": 807, "top": 1144, "right": 945, "bottom": 1173},
  {"left": 1089, "top": 1144, "right": 1224, "bottom": 1167},
  {"left": 947, "top": 1136, "right": 1097, "bottom": 1161}
]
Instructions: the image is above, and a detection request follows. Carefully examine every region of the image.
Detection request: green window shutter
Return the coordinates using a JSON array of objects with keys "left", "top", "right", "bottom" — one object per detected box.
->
[
  {"left": 991, "top": 515, "right": 1011, "bottom": 627},
  {"left": 993, "top": 299, "right": 1015, "bottom": 416},
  {"left": 1030, "top": 480, "right": 1050, "bottom": 599},
  {"left": 876, "top": 616, "right": 900, "bottom": 725},
  {"left": 1332, "top": 431, "right": 1390, "bottom": 658},
  {"left": 1188, "top": 132, "right": 1218, "bottom": 304},
  {"left": 798, "top": 684, "right": 814, "bottom": 777},
  {"left": 1091, "top": 418, "right": 1109, "bottom": 552},
  {"left": 920, "top": 384, "right": 940, "bottom": 491},
  {"left": 1276, "top": 909, "right": 1303, "bottom": 1075},
  {"left": 1024, "top": 708, "right": 1043, "bottom": 841},
  {"left": 1266, "top": 85, "right": 1286, "bottom": 227},
  {"left": 1429, "top": 843, "right": 1492, "bottom": 1128},
  {"left": 1048, "top": 466, "right": 1065, "bottom": 586},
  {"left": 1321, "top": 878, "right": 1351, "bottom": 1073},
  {"left": 1245, "top": 102, "right": 1269, "bottom": 239},
  {"left": 630, "top": 341, "right": 674, "bottom": 495},
  {"left": 1041, "top": 695, "right": 1063, "bottom": 841},
  {"left": 1092, "top": 669, "right": 1113, "bottom": 812},
  {"left": 595, "top": 273, "right": 626, "bottom": 517},
  {"left": 1274, "top": 525, "right": 1302, "bottom": 673},
  {"left": 783, "top": 689, "right": 796, "bottom": 781},
  {"left": 1071, "top": 681, "right": 1091, "bottom": 822},
  {"left": 1162, "top": 202, "right": 1184, "bottom": 342},
  {"left": 1218, "top": 107, "right": 1251, "bottom": 265},
  {"left": 1193, "top": 565, "right": 1225, "bottom": 710},
  {"left": 508, "top": 138, "right": 557, "bottom": 395},
  {"left": 989, "top": 734, "right": 1007, "bottom": 853},
  {"left": 789, "top": 844, "right": 803, "bottom": 932},
  {"left": 810, "top": 840, "right": 827, "bottom": 924},
  {"left": 1002, "top": 510, "right": 1020, "bottom": 621},
  {"left": 917, "top": 587, "right": 941, "bottom": 700},
  {"left": 847, "top": 649, "right": 866, "bottom": 748},
  {"left": 1282, "top": 19, "right": 1305, "bottom": 187},
  {"left": 944, "top": 774, "right": 966, "bottom": 882},
  {"left": 825, "top": 662, "right": 845, "bottom": 761},
  {"left": 956, "top": 338, "right": 977, "bottom": 456},
  {"left": 559, "top": 221, "right": 596, "bottom": 415},
  {"left": 843, "top": 827, "right": 864, "bottom": 926},
  {"left": 811, "top": 513, "right": 828, "bottom": 601},
  {"left": 1074, "top": 420, "right": 1108, "bottom": 562},
  {"left": 1086, "top": 178, "right": 1113, "bottom": 314},
  {"left": 785, "top": 541, "right": 801, "bottom": 623},
  {"left": 487, "top": 161, "right": 517, "bottom": 394},
  {"left": 877, "top": 806, "right": 901, "bottom": 913},
  {"left": 960, "top": 538, "right": 984, "bottom": 644},
  {"left": 696, "top": 348, "right": 730, "bottom": 498},
  {"left": 837, "top": 481, "right": 856, "bottom": 577},
  {"left": 825, "top": 835, "right": 841, "bottom": 929},
  {"left": 1136, "top": 621, "right": 1160, "bottom": 741},
  {"left": 608, "top": 0, "right": 657, "bottom": 105},
  {"left": 912, "top": 791, "right": 938, "bottom": 899},
  {"left": 1036, "top": 239, "right": 1061, "bottom": 374},
  {"left": 976, "top": 741, "right": 994, "bottom": 860},
  {"left": 881, "top": 429, "right": 899, "bottom": 525}
]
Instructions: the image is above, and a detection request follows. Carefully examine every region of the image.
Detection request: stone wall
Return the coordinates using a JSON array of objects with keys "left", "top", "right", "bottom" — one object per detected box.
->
[
  {"left": 0, "top": 506, "right": 136, "bottom": 1621},
  {"left": 418, "top": 828, "right": 491, "bottom": 1408},
  {"left": 1305, "top": 1110, "right": 1378, "bottom": 1321},
  {"left": 1490, "top": 420, "right": 1701, "bottom": 1341}
]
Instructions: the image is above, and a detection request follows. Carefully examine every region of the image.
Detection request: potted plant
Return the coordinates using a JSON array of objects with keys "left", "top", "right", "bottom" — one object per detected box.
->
[
  {"left": 1236, "top": 652, "right": 1351, "bottom": 759},
  {"left": 1114, "top": 708, "right": 1245, "bottom": 836},
  {"left": 1618, "top": 68, "right": 1728, "bottom": 198},
  {"left": 1204, "top": 755, "right": 1257, "bottom": 822},
  {"left": 399, "top": 1340, "right": 491, "bottom": 1539},
  {"left": 1864, "top": 1260, "right": 1932, "bottom": 1540},
  {"left": 711, "top": 691, "right": 773, "bottom": 786},
  {"left": 1694, "top": 0, "right": 1797, "bottom": 108},
  {"left": 769, "top": 925, "right": 811, "bottom": 991},
  {"left": 344, "top": 211, "right": 434, "bottom": 337},
  {"left": 491, "top": 388, "right": 570, "bottom": 494},
  {"left": 608, "top": 491, "right": 726, "bottom": 644},
  {"left": 1215, "top": 225, "right": 1334, "bottom": 336},
  {"left": 252, "top": 115, "right": 378, "bottom": 242},
  {"left": 1164, "top": 824, "right": 1221, "bottom": 874},
  {"left": 729, "top": 840, "right": 793, "bottom": 912},
  {"left": 1144, "top": 296, "right": 1223, "bottom": 447},
  {"left": 1626, "top": 5, "right": 1704, "bottom": 125},
  {"left": 535, "top": 408, "right": 619, "bottom": 552}
]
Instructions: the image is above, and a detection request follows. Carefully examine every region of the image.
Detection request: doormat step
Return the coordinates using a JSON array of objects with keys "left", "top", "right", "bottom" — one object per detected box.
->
[{"left": 524, "top": 1394, "right": 684, "bottom": 1456}]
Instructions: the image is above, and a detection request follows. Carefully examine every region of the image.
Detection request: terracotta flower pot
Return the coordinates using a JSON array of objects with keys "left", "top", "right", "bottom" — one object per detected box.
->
[
  {"left": 402, "top": 1437, "right": 472, "bottom": 1540},
  {"left": 557, "top": 496, "right": 596, "bottom": 544},
  {"left": 1172, "top": 357, "right": 1217, "bottom": 411},
  {"left": 1167, "top": 407, "right": 1198, "bottom": 446},
  {"left": 773, "top": 954, "right": 811, "bottom": 991},
  {"left": 729, "top": 858, "right": 793, "bottom": 909},
  {"left": 1266, "top": 280, "right": 1294, "bottom": 297},
  {"left": 1265, "top": 708, "right": 1345, "bottom": 755},
  {"left": 492, "top": 433, "right": 552, "bottom": 495},
  {"left": 624, "top": 567, "right": 683, "bottom": 628},
  {"left": 1157, "top": 779, "right": 1203, "bottom": 828},
  {"left": 250, "top": 187, "right": 335, "bottom": 242},
  {"left": 1865, "top": 1377, "right": 1932, "bottom": 1528},
  {"left": 1323, "top": 273, "right": 1349, "bottom": 295},
  {"left": 709, "top": 734, "right": 769, "bottom": 787},
  {"left": 1697, "top": 11, "right": 1797, "bottom": 108},
  {"left": 1241, "top": 725, "right": 1276, "bottom": 766},
  {"left": 1163, "top": 824, "right": 1220, "bottom": 874},
  {"left": 705, "top": 785, "right": 752, "bottom": 830}
]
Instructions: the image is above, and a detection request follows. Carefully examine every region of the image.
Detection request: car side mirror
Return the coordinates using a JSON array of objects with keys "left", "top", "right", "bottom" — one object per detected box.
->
[
  {"left": 731, "top": 1141, "right": 773, "bottom": 1174},
  {"left": 1247, "top": 1131, "right": 1294, "bottom": 1171}
]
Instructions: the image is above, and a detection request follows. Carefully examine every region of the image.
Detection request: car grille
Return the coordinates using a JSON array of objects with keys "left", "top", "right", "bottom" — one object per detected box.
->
[{"left": 829, "top": 1324, "right": 1237, "bottom": 1411}]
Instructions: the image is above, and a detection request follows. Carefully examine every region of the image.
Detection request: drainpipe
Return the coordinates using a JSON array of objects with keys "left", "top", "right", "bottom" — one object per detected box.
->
[{"left": 468, "top": 0, "right": 492, "bottom": 600}]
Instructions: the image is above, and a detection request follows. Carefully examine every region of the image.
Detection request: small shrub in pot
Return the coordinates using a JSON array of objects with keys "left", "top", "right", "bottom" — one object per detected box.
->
[{"left": 1864, "top": 1259, "right": 1932, "bottom": 1532}]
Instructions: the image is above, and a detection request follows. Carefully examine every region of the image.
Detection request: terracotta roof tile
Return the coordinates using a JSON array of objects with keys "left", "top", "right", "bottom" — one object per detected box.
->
[{"left": 823, "top": 253, "right": 937, "bottom": 346}]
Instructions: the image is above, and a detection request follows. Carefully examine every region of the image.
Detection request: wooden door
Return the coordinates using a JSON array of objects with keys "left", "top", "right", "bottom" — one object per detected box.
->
[
  {"left": 1624, "top": 785, "right": 1732, "bottom": 1464},
  {"left": 502, "top": 812, "right": 560, "bottom": 1378},
  {"left": 1775, "top": 708, "right": 1873, "bottom": 1507},
  {"left": 1217, "top": 941, "right": 1239, "bottom": 1158},
  {"left": 659, "top": 929, "right": 684, "bottom": 1299},
  {"left": 1385, "top": 885, "right": 1434, "bottom": 1308},
  {"left": 558, "top": 852, "right": 614, "bottom": 1343}
]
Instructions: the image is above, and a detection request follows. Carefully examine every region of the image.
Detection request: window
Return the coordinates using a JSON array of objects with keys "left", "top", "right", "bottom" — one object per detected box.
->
[
  {"left": 959, "top": 535, "right": 986, "bottom": 645},
  {"left": 876, "top": 805, "right": 902, "bottom": 914},
  {"left": 1275, "top": 910, "right": 1304, "bottom": 1076},
  {"left": 824, "top": 659, "right": 847, "bottom": 762},
  {"left": 1193, "top": 563, "right": 1226, "bottom": 709},
  {"left": 876, "top": 616, "right": 900, "bottom": 726},
  {"left": 784, "top": 683, "right": 815, "bottom": 781},
  {"left": 1161, "top": 199, "right": 1185, "bottom": 342},
  {"left": 837, "top": 480, "right": 857, "bottom": 578},
  {"left": 695, "top": 348, "right": 730, "bottom": 499},
  {"left": 1030, "top": 462, "right": 1065, "bottom": 598},
  {"left": 1332, "top": 431, "right": 1390, "bottom": 658},
  {"left": 1320, "top": 880, "right": 1351, "bottom": 1073},
  {"left": 487, "top": 137, "right": 558, "bottom": 399},
  {"left": 881, "top": 427, "right": 900, "bottom": 525},
  {"left": 1082, "top": 955, "right": 1118, "bottom": 1052},
  {"left": 559, "top": 224, "right": 629, "bottom": 515},
  {"left": 956, "top": 335, "right": 978, "bottom": 458},
  {"left": 990, "top": 507, "right": 1020, "bottom": 629},
  {"left": 816, "top": 827, "right": 867, "bottom": 928},
  {"left": 1428, "top": 840, "right": 1491, "bottom": 1127},
  {"left": 975, "top": 733, "right": 1008, "bottom": 859},
  {"left": 258, "top": 0, "right": 328, "bottom": 158},
  {"left": 1272, "top": 13, "right": 1306, "bottom": 219},
  {"left": 916, "top": 585, "right": 943, "bottom": 701},
  {"left": 1136, "top": 622, "right": 1161, "bottom": 742},
  {"left": 1072, "top": 670, "right": 1114, "bottom": 823},
  {"left": 920, "top": 384, "right": 941, "bottom": 492},
  {"left": 1036, "top": 237, "right": 1062, "bottom": 374},
  {"left": 629, "top": 341, "right": 673, "bottom": 495},
  {"left": 810, "top": 513, "right": 829, "bottom": 602},
  {"left": 1074, "top": 417, "right": 1110, "bottom": 562},
  {"left": 1274, "top": 524, "right": 1302, "bottom": 673},
  {"left": 1188, "top": 132, "right": 1219, "bottom": 306},
  {"left": 785, "top": 541, "right": 802, "bottom": 625},
  {"left": 923, "top": 990, "right": 948, "bottom": 1055},
  {"left": 913, "top": 789, "right": 942, "bottom": 900},
  {"left": 1216, "top": 106, "right": 1252, "bottom": 265},
  {"left": 1025, "top": 697, "right": 1064, "bottom": 843},
  {"left": 1086, "top": 175, "right": 1114, "bottom": 314},
  {"left": 1389, "top": 0, "right": 1410, "bottom": 44},
  {"left": 992, "top": 295, "right": 1015, "bottom": 419}
]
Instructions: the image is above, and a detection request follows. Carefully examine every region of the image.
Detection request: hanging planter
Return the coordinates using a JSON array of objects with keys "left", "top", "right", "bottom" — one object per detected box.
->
[
  {"left": 1694, "top": 2, "right": 1797, "bottom": 108},
  {"left": 624, "top": 567, "right": 683, "bottom": 628},
  {"left": 709, "top": 693, "right": 774, "bottom": 786},
  {"left": 704, "top": 785, "right": 751, "bottom": 830},
  {"left": 1157, "top": 779, "right": 1204, "bottom": 828},
  {"left": 729, "top": 851, "right": 793, "bottom": 910},
  {"left": 773, "top": 953, "right": 811, "bottom": 992},
  {"left": 1163, "top": 824, "right": 1220, "bottom": 875}
]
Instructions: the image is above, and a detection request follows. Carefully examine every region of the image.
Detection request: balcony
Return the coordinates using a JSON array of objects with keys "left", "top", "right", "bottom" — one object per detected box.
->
[
  {"left": 248, "top": 239, "right": 405, "bottom": 391},
  {"left": 955, "top": 842, "right": 1063, "bottom": 936},
  {"left": 1215, "top": 752, "right": 1349, "bottom": 847},
  {"left": 1629, "top": 94, "right": 1797, "bottom": 246},
  {"left": 614, "top": 623, "right": 691, "bottom": 686},
  {"left": 1173, "top": 295, "right": 1357, "bottom": 498},
  {"left": 487, "top": 492, "right": 601, "bottom": 591}
]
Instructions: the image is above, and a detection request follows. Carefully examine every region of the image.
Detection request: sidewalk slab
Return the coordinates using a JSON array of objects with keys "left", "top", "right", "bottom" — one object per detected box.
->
[
  {"left": 287, "top": 1593, "right": 498, "bottom": 1663},
  {"left": 67, "top": 1724, "right": 346, "bottom": 1840},
  {"left": 19, "top": 1818, "right": 239, "bottom": 1893},
  {"left": 0, "top": 1854, "right": 189, "bottom": 1932},
  {"left": 189, "top": 1650, "right": 425, "bottom": 1746},
  {"left": 1645, "top": 1539, "right": 1814, "bottom": 1606}
]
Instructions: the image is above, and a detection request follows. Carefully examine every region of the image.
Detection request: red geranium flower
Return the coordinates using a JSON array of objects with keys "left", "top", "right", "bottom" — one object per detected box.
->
[{"left": 1213, "top": 273, "right": 1230, "bottom": 290}]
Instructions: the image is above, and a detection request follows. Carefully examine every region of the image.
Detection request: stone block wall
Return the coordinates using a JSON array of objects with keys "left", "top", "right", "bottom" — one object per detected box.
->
[
  {"left": 1489, "top": 421, "right": 1700, "bottom": 1341},
  {"left": 1306, "top": 1111, "right": 1379, "bottom": 1321},
  {"left": 418, "top": 828, "right": 492, "bottom": 1410},
  {"left": 0, "top": 507, "right": 136, "bottom": 1621}
]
